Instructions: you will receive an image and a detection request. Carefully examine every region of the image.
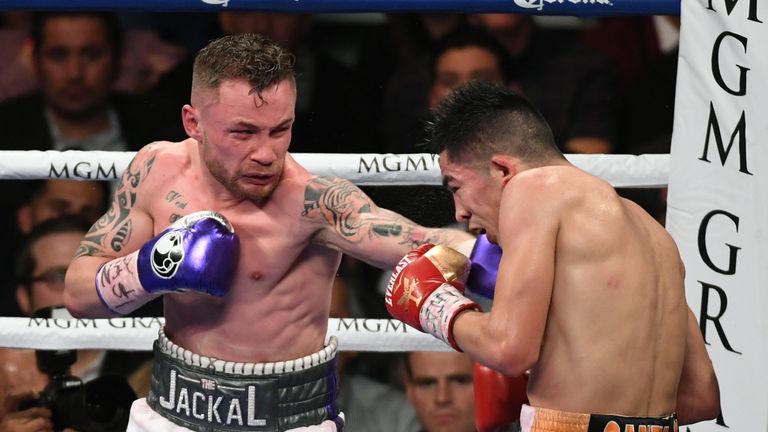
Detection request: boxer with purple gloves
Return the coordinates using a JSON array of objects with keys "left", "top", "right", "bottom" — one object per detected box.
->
[
  {"left": 95, "top": 211, "right": 239, "bottom": 315},
  {"left": 65, "top": 34, "right": 475, "bottom": 432}
]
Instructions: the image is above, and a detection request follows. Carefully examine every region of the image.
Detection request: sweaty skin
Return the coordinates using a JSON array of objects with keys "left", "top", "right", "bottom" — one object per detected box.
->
[
  {"left": 64, "top": 78, "right": 471, "bottom": 362},
  {"left": 442, "top": 155, "right": 719, "bottom": 422}
]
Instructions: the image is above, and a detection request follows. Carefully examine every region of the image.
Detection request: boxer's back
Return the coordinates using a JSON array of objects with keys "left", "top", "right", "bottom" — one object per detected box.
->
[{"left": 526, "top": 166, "right": 688, "bottom": 417}]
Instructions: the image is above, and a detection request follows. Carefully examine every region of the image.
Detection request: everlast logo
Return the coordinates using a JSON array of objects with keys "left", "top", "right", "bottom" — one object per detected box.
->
[
  {"left": 49, "top": 162, "right": 118, "bottom": 180},
  {"left": 385, "top": 254, "right": 415, "bottom": 308}
]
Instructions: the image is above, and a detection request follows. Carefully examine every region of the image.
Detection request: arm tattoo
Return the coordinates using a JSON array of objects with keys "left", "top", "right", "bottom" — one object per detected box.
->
[
  {"left": 73, "top": 151, "right": 156, "bottom": 258},
  {"left": 98, "top": 255, "right": 138, "bottom": 310},
  {"left": 302, "top": 176, "right": 434, "bottom": 247}
]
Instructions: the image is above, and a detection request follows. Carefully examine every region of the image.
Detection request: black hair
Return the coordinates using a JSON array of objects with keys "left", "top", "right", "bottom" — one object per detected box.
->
[
  {"left": 430, "top": 26, "right": 513, "bottom": 84},
  {"left": 23, "top": 179, "right": 110, "bottom": 213},
  {"left": 31, "top": 11, "right": 124, "bottom": 60},
  {"left": 15, "top": 215, "right": 92, "bottom": 290},
  {"left": 427, "top": 80, "right": 564, "bottom": 165}
]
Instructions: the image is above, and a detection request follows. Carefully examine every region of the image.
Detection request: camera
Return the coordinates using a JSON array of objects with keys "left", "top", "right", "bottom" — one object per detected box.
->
[{"left": 22, "top": 307, "right": 137, "bottom": 432}]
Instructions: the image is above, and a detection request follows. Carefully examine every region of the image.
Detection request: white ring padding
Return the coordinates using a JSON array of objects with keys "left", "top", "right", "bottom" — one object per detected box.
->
[
  {"left": 0, "top": 317, "right": 452, "bottom": 352},
  {"left": 0, "top": 150, "right": 669, "bottom": 188}
]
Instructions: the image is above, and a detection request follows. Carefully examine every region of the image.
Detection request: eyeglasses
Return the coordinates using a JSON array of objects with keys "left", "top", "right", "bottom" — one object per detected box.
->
[{"left": 30, "top": 267, "right": 68, "bottom": 286}]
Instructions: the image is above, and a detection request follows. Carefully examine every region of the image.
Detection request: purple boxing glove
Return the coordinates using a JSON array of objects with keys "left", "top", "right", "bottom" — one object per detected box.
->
[
  {"left": 95, "top": 211, "right": 240, "bottom": 315},
  {"left": 466, "top": 234, "right": 502, "bottom": 304}
]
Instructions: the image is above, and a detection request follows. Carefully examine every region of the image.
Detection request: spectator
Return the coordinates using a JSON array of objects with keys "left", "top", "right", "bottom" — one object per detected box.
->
[
  {"left": 16, "top": 179, "right": 107, "bottom": 234},
  {"left": 470, "top": 14, "right": 618, "bottom": 154},
  {"left": 0, "top": 12, "right": 36, "bottom": 103},
  {"left": 0, "top": 180, "right": 108, "bottom": 318},
  {"left": 404, "top": 351, "right": 476, "bottom": 432},
  {"left": 0, "top": 216, "right": 152, "bottom": 424},
  {"left": 384, "top": 26, "right": 511, "bottom": 154},
  {"left": 357, "top": 14, "right": 467, "bottom": 151},
  {"left": 0, "top": 11, "right": 184, "bottom": 153},
  {"left": 0, "top": 12, "right": 185, "bottom": 312},
  {"left": 331, "top": 277, "right": 420, "bottom": 432}
]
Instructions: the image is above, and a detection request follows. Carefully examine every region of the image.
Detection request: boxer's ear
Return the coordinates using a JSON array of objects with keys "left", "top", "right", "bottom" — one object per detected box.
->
[
  {"left": 182, "top": 105, "right": 201, "bottom": 140},
  {"left": 490, "top": 155, "right": 516, "bottom": 183}
]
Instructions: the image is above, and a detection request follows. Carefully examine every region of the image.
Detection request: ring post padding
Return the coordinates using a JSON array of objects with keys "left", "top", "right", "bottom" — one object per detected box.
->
[
  {"left": 1, "top": 0, "right": 679, "bottom": 16},
  {"left": 0, "top": 151, "right": 669, "bottom": 188},
  {"left": 0, "top": 317, "right": 452, "bottom": 352}
]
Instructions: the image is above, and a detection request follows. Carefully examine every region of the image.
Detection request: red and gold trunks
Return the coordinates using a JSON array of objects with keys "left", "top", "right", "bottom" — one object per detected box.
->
[{"left": 520, "top": 404, "right": 678, "bottom": 432}]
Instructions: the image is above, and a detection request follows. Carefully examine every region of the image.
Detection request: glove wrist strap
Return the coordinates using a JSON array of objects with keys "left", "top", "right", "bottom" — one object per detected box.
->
[
  {"left": 95, "top": 249, "right": 158, "bottom": 315},
  {"left": 419, "top": 284, "right": 479, "bottom": 351}
]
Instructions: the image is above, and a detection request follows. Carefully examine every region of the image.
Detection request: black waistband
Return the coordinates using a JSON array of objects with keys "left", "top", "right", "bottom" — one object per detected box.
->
[
  {"left": 147, "top": 337, "right": 340, "bottom": 432},
  {"left": 588, "top": 413, "right": 678, "bottom": 432}
]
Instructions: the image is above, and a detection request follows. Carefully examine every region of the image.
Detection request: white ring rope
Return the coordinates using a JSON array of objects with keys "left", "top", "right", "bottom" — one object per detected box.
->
[
  {"left": 0, "top": 150, "right": 669, "bottom": 188},
  {"left": 0, "top": 317, "right": 451, "bottom": 352},
  {"left": 0, "top": 149, "right": 667, "bottom": 352}
]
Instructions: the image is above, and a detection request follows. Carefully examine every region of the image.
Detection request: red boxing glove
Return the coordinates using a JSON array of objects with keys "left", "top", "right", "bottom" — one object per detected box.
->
[
  {"left": 385, "top": 244, "right": 479, "bottom": 350},
  {"left": 474, "top": 362, "right": 529, "bottom": 432}
]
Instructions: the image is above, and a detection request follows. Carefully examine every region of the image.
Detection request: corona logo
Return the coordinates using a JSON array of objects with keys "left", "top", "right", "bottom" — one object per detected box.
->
[
  {"left": 200, "top": 0, "right": 229, "bottom": 6},
  {"left": 513, "top": 0, "right": 543, "bottom": 10}
]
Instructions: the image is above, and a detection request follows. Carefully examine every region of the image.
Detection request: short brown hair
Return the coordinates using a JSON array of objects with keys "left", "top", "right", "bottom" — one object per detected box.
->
[{"left": 192, "top": 33, "right": 295, "bottom": 101}]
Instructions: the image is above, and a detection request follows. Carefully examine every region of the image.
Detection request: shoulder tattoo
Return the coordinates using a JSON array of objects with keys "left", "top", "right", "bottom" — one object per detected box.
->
[{"left": 74, "top": 150, "right": 157, "bottom": 258}]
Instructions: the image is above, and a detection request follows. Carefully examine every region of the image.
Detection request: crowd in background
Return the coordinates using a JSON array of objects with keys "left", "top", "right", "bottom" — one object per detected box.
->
[{"left": 0, "top": 11, "right": 680, "bottom": 431}]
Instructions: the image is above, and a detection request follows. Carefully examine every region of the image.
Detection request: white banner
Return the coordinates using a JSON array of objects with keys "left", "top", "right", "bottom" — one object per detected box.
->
[{"left": 667, "top": 0, "right": 768, "bottom": 430}]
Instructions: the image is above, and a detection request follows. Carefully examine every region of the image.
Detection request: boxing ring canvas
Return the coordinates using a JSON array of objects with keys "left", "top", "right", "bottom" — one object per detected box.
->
[{"left": 666, "top": 0, "right": 768, "bottom": 430}]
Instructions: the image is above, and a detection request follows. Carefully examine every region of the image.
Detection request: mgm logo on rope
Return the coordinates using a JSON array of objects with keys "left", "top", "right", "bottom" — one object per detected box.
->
[{"left": 49, "top": 161, "right": 118, "bottom": 180}]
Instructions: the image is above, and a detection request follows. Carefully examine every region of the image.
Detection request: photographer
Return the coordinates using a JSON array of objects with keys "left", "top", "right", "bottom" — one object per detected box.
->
[
  {"left": 0, "top": 389, "right": 54, "bottom": 432},
  {"left": 0, "top": 216, "right": 147, "bottom": 431}
]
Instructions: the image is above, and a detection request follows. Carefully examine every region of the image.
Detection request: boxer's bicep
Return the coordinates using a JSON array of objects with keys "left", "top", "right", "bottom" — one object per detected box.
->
[
  {"left": 74, "top": 147, "right": 158, "bottom": 260},
  {"left": 452, "top": 180, "right": 558, "bottom": 376},
  {"left": 303, "top": 176, "right": 452, "bottom": 268},
  {"left": 66, "top": 146, "right": 158, "bottom": 317},
  {"left": 492, "top": 183, "right": 558, "bottom": 369}
]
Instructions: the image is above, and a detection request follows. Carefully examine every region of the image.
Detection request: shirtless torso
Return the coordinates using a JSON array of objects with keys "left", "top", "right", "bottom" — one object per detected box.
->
[
  {"left": 131, "top": 140, "right": 340, "bottom": 362},
  {"left": 518, "top": 166, "right": 687, "bottom": 416},
  {"left": 65, "top": 136, "right": 470, "bottom": 363},
  {"left": 445, "top": 160, "right": 703, "bottom": 418}
]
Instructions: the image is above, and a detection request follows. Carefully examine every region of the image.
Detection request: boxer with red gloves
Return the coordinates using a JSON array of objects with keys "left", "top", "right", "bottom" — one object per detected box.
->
[
  {"left": 385, "top": 243, "right": 480, "bottom": 351},
  {"left": 94, "top": 211, "right": 240, "bottom": 315},
  {"left": 466, "top": 236, "right": 529, "bottom": 432},
  {"left": 388, "top": 237, "right": 528, "bottom": 432}
]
